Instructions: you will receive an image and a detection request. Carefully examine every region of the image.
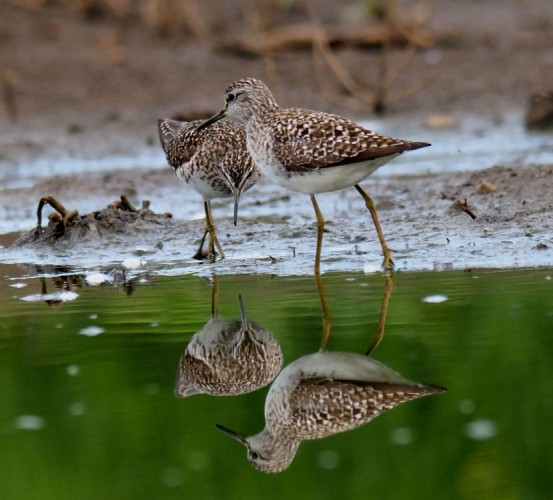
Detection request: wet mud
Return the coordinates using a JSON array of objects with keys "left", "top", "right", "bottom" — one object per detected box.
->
[
  {"left": 2, "top": 162, "right": 552, "bottom": 276},
  {"left": 1, "top": 1, "right": 552, "bottom": 275}
]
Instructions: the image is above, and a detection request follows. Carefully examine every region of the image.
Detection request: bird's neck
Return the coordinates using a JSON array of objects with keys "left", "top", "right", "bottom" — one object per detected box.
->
[
  {"left": 244, "top": 103, "right": 279, "bottom": 132},
  {"left": 254, "top": 428, "right": 300, "bottom": 462}
]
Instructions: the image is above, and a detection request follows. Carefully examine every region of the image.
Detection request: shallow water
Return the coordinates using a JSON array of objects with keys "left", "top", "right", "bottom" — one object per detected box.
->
[
  {"left": 1, "top": 265, "right": 552, "bottom": 499},
  {"left": 1, "top": 107, "right": 553, "bottom": 497},
  {"left": 379, "top": 112, "right": 553, "bottom": 176}
]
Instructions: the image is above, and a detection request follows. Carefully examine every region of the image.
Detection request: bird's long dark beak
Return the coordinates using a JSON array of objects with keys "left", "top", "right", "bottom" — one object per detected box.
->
[
  {"left": 238, "top": 294, "right": 247, "bottom": 325},
  {"left": 196, "top": 108, "right": 227, "bottom": 132},
  {"left": 216, "top": 424, "right": 248, "bottom": 447},
  {"left": 233, "top": 192, "right": 241, "bottom": 226}
]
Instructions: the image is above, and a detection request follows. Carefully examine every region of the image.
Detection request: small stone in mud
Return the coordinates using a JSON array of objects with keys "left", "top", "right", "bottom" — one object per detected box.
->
[
  {"left": 536, "top": 243, "right": 549, "bottom": 250},
  {"left": 475, "top": 181, "right": 497, "bottom": 194},
  {"left": 423, "top": 114, "right": 460, "bottom": 129}
]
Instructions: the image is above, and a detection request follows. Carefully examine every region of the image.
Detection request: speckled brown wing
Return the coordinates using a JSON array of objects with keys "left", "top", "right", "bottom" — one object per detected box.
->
[
  {"left": 286, "top": 377, "right": 441, "bottom": 438},
  {"left": 157, "top": 119, "right": 203, "bottom": 168},
  {"left": 158, "top": 119, "right": 254, "bottom": 174},
  {"left": 270, "top": 109, "right": 429, "bottom": 171}
]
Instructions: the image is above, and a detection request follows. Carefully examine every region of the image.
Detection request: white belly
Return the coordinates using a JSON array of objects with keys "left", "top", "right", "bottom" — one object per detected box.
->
[
  {"left": 257, "top": 155, "right": 398, "bottom": 195},
  {"left": 176, "top": 167, "right": 233, "bottom": 201}
]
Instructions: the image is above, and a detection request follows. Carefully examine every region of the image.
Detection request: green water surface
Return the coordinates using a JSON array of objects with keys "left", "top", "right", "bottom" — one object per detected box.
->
[{"left": 1, "top": 265, "right": 552, "bottom": 500}]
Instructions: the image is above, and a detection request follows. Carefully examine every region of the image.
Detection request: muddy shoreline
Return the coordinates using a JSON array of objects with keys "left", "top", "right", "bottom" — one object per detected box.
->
[
  {"left": 1, "top": 1, "right": 552, "bottom": 274},
  {"left": 2, "top": 161, "right": 552, "bottom": 275}
]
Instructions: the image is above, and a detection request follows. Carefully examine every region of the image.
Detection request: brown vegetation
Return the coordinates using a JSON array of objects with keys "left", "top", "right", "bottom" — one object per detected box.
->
[{"left": 6, "top": 0, "right": 437, "bottom": 114}]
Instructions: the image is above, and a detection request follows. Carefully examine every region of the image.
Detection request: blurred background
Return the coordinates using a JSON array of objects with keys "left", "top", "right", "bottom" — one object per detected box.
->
[
  {"left": 1, "top": 0, "right": 552, "bottom": 130},
  {"left": 1, "top": 3, "right": 553, "bottom": 500}
]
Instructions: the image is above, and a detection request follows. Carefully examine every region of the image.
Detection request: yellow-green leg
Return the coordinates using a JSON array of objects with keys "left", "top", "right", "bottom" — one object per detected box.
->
[
  {"left": 365, "top": 274, "right": 394, "bottom": 356},
  {"left": 210, "top": 274, "right": 219, "bottom": 318},
  {"left": 193, "top": 228, "right": 209, "bottom": 260},
  {"left": 354, "top": 184, "right": 394, "bottom": 272},
  {"left": 310, "top": 194, "right": 332, "bottom": 351},
  {"left": 194, "top": 201, "right": 226, "bottom": 262}
]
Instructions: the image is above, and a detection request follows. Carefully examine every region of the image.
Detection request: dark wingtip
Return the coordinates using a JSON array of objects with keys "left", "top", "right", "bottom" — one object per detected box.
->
[{"left": 425, "top": 383, "right": 447, "bottom": 394}]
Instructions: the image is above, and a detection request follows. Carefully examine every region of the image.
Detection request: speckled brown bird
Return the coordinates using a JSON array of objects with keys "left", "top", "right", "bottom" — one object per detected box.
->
[
  {"left": 216, "top": 351, "right": 445, "bottom": 473},
  {"left": 158, "top": 118, "right": 259, "bottom": 261},
  {"left": 175, "top": 295, "right": 283, "bottom": 397},
  {"left": 198, "top": 78, "right": 430, "bottom": 272}
]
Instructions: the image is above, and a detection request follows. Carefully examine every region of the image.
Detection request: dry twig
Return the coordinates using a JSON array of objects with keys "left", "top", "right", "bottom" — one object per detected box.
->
[
  {"left": 455, "top": 198, "right": 477, "bottom": 220},
  {"left": 306, "top": 0, "right": 436, "bottom": 114},
  {"left": 2, "top": 68, "right": 19, "bottom": 121}
]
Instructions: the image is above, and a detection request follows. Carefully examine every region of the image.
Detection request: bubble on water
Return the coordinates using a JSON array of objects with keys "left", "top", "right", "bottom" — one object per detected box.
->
[
  {"left": 14, "top": 415, "right": 45, "bottom": 431},
  {"left": 69, "top": 402, "right": 86, "bottom": 416},
  {"left": 459, "top": 399, "right": 475, "bottom": 414},
  {"left": 89, "top": 313, "right": 98, "bottom": 320},
  {"left": 317, "top": 449, "right": 340, "bottom": 469},
  {"left": 67, "top": 364, "right": 80, "bottom": 376},
  {"left": 79, "top": 326, "right": 104, "bottom": 337},
  {"left": 422, "top": 294, "right": 448, "bottom": 303},
  {"left": 390, "top": 427, "right": 414, "bottom": 445},
  {"left": 160, "top": 467, "right": 184, "bottom": 487},
  {"left": 86, "top": 272, "right": 109, "bottom": 285},
  {"left": 465, "top": 418, "right": 497, "bottom": 441},
  {"left": 143, "top": 383, "right": 160, "bottom": 395},
  {"left": 10, "top": 282, "right": 27, "bottom": 289},
  {"left": 20, "top": 291, "right": 79, "bottom": 302}
]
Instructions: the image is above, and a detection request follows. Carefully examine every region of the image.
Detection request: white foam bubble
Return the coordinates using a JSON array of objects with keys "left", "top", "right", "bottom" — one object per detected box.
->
[{"left": 422, "top": 294, "right": 448, "bottom": 303}]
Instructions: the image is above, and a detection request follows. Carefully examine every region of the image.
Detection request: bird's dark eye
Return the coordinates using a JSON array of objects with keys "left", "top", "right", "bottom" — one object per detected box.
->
[
  {"left": 250, "top": 451, "right": 259, "bottom": 460},
  {"left": 227, "top": 93, "right": 236, "bottom": 103}
]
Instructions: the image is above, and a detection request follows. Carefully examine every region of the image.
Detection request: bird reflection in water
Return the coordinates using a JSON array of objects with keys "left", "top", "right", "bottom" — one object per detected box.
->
[
  {"left": 20, "top": 264, "right": 149, "bottom": 307},
  {"left": 39, "top": 268, "right": 83, "bottom": 308},
  {"left": 216, "top": 275, "right": 446, "bottom": 473},
  {"left": 175, "top": 276, "right": 283, "bottom": 397}
]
